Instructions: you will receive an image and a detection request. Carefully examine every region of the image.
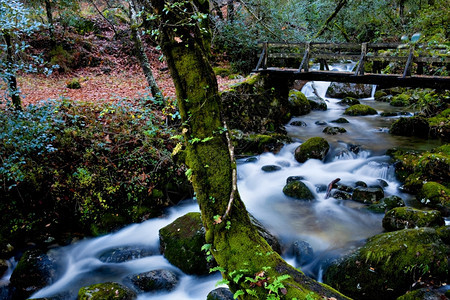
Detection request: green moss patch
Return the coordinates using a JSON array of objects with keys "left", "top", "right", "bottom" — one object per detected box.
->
[{"left": 344, "top": 104, "right": 377, "bottom": 116}]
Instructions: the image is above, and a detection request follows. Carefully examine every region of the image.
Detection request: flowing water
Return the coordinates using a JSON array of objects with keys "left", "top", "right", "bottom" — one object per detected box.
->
[{"left": 16, "top": 63, "right": 441, "bottom": 299}]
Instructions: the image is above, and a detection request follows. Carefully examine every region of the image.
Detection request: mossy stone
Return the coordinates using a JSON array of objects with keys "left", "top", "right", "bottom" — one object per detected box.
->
[
  {"left": 288, "top": 89, "right": 311, "bottom": 116},
  {"left": 307, "top": 95, "right": 327, "bottom": 110},
  {"left": 390, "top": 94, "right": 411, "bottom": 107},
  {"left": 78, "top": 282, "right": 136, "bottom": 300},
  {"left": 159, "top": 212, "right": 210, "bottom": 275},
  {"left": 338, "top": 97, "right": 360, "bottom": 106},
  {"left": 344, "top": 104, "right": 377, "bottom": 116},
  {"left": 352, "top": 187, "right": 384, "bottom": 204},
  {"left": 331, "top": 118, "right": 349, "bottom": 124},
  {"left": 389, "top": 116, "right": 430, "bottom": 138},
  {"left": 397, "top": 288, "right": 449, "bottom": 300},
  {"left": 368, "top": 195, "right": 405, "bottom": 213},
  {"left": 374, "top": 90, "right": 387, "bottom": 100},
  {"left": 382, "top": 207, "right": 444, "bottom": 231},
  {"left": 417, "top": 181, "right": 450, "bottom": 211},
  {"left": 294, "top": 137, "right": 330, "bottom": 163},
  {"left": 325, "top": 82, "right": 372, "bottom": 98},
  {"left": 323, "top": 228, "right": 449, "bottom": 300},
  {"left": 283, "top": 181, "right": 315, "bottom": 200},
  {"left": 323, "top": 126, "right": 347, "bottom": 135}
]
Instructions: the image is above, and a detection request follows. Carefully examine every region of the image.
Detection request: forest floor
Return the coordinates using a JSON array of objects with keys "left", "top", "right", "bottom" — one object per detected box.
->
[{"left": 17, "top": 39, "right": 241, "bottom": 106}]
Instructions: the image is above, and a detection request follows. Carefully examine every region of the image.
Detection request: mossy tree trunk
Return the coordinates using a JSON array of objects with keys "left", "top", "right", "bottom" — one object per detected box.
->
[{"left": 148, "top": 1, "right": 349, "bottom": 299}]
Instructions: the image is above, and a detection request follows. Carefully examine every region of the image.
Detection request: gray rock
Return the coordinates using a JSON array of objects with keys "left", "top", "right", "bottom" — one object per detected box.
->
[
  {"left": 352, "top": 187, "right": 384, "bottom": 204},
  {"left": 207, "top": 287, "right": 234, "bottom": 300},
  {"left": 283, "top": 181, "right": 315, "bottom": 200},
  {"left": 127, "top": 269, "right": 179, "bottom": 292}
]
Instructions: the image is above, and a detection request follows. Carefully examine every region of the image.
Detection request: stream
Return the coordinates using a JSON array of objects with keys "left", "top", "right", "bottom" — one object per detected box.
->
[{"left": 10, "top": 64, "right": 442, "bottom": 299}]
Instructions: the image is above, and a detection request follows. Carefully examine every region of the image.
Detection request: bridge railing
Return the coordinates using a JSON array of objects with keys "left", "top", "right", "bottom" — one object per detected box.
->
[{"left": 254, "top": 41, "right": 450, "bottom": 78}]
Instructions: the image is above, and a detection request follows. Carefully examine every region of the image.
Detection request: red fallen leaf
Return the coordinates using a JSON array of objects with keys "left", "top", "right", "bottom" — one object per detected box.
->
[
  {"left": 104, "top": 134, "right": 112, "bottom": 143},
  {"left": 280, "top": 288, "right": 287, "bottom": 295},
  {"left": 174, "top": 37, "right": 183, "bottom": 43},
  {"left": 213, "top": 216, "right": 222, "bottom": 224}
]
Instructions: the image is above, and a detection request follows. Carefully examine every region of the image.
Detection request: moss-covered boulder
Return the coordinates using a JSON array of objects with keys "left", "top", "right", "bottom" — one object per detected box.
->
[
  {"left": 382, "top": 207, "right": 444, "bottom": 231},
  {"left": 389, "top": 116, "right": 430, "bottom": 138},
  {"left": 417, "top": 181, "right": 450, "bottom": 212},
  {"left": 9, "top": 249, "right": 58, "bottom": 299},
  {"left": 231, "top": 131, "right": 291, "bottom": 156},
  {"left": 388, "top": 146, "right": 449, "bottom": 193},
  {"left": 374, "top": 90, "right": 387, "bottom": 100},
  {"left": 288, "top": 89, "right": 311, "bottom": 116},
  {"left": 323, "top": 126, "right": 347, "bottom": 135},
  {"left": 351, "top": 187, "right": 384, "bottom": 204},
  {"left": 325, "top": 82, "right": 372, "bottom": 99},
  {"left": 429, "top": 108, "right": 450, "bottom": 141},
  {"left": 307, "top": 95, "right": 327, "bottom": 110},
  {"left": 344, "top": 104, "right": 377, "bottom": 116},
  {"left": 323, "top": 228, "right": 449, "bottom": 300},
  {"left": 338, "top": 97, "right": 360, "bottom": 106},
  {"left": 159, "top": 212, "right": 282, "bottom": 275},
  {"left": 390, "top": 93, "right": 411, "bottom": 107},
  {"left": 294, "top": 137, "right": 330, "bottom": 163},
  {"left": 159, "top": 212, "right": 211, "bottom": 275},
  {"left": 126, "top": 269, "right": 179, "bottom": 292},
  {"left": 330, "top": 117, "right": 349, "bottom": 124},
  {"left": 436, "top": 225, "right": 450, "bottom": 245},
  {"left": 78, "top": 282, "right": 136, "bottom": 300},
  {"left": 283, "top": 180, "right": 315, "bottom": 201},
  {"left": 367, "top": 195, "right": 405, "bottom": 213}
]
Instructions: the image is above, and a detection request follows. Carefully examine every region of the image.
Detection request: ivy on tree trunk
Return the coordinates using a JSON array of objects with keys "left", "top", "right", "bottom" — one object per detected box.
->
[{"left": 148, "top": 1, "right": 349, "bottom": 299}]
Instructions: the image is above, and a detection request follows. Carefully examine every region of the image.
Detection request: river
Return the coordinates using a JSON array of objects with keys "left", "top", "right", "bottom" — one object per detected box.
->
[{"left": 21, "top": 64, "right": 440, "bottom": 299}]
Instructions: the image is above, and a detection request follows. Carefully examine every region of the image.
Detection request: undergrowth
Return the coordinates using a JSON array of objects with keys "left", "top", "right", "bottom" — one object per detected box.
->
[{"left": 0, "top": 98, "right": 188, "bottom": 251}]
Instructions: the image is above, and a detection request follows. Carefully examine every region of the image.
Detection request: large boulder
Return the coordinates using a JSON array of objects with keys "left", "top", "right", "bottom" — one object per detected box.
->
[
  {"left": 325, "top": 82, "right": 373, "bottom": 99},
  {"left": 294, "top": 137, "right": 330, "bottom": 163},
  {"left": 307, "top": 95, "right": 327, "bottom": 110},
  {"left": 9, "top": 249, "right": 58, "bottom": 299},
  {"left": 283, "top": 180, "right": 315, "bottom": 201},
  {"left": 126, "top": 269, "right": 179, "bottom": 292},
  {"left": 323, "top": 228, "right": 449, "bottom": 300},
  {"left": 288, "top": 89, "right": 311, "bottom": 116},
  {"left": 344, "top": 104, "right": 377, "bottom": 116},
  {"left": 78, "top": 282, "right": 136, "bottom": 300},
  {"left": 382, "top": 207, "right": 445, "bottom": 231},
  {"left": 159, "top": 212, "right": 211, "bottom": 275},
  {"left": 338, "top": 97, "right": 360, "bottom": 106},
  {"left": 159, "top": 212, "right": 282, "bottom": 275},
  {"left": 389, "top": 116, "right": 430, "bottom": 138},
  {"left": 351, "top": 187, "right": 384, "bottom": 204}
]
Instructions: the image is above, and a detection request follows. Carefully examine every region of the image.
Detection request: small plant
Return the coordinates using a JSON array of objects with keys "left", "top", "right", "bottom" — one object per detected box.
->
[{"left": 66, "top": 78, "right": 81, "bottom": 89}]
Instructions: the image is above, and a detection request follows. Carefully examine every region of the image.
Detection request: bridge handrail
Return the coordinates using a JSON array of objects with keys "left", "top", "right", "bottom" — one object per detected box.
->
[{"left": 254, "top": 41, "right": 450, "bottom": 77}]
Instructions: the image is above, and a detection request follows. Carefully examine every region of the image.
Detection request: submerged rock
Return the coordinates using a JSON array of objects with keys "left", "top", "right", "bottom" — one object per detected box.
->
[
  {"left": 290, "top": 120, "right": 307, "bottom": 127},
  {"left": 330, "top": 117, "right": 349, "bottom": 124},
  {"left": 382, "top": 207, "right": 444, "bottom": 231},
  {"left": 261, "top": 165, "right": 282, "bottom": 172},
  {"left": 331, "top": 190, "right": 352, "bottom": 200},
  {"left": 207, "top": 287, "right": 234, "bottom": 300},
  {"left": 78, "top": 282, "right": 136, "bottom": 300},
  {"left": 323, "top": 228, "right": 449, "bottom": 300},
  {"left": 294, "top": 137, "right": 330, "bottom": 163},
  {"left": 325, "top": 82, "right": 372, "bottom": 99},
  {"left": 344, "top": 104, "right": 377, "bottom": 116},
  {"left": 127, "top": 269, "right": 179, "bottom": 292},
  {"left": 10, "top": 249, "right": 58, "bottom": 299},
  {"left": 98, "top": 246, "right": 154, "bottom": 263},
  {"left": 287, "top": 240, "right": 314, "bottom": 265},
  {"left": 283, "top": 180, "right": 315, "bottom": 201},
  {"left": 338, "top": 97, "right": 360, "bottom": 106}
]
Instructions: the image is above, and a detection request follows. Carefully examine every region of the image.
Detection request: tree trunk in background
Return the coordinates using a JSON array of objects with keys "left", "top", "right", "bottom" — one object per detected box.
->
[
  {"left": 128, "top": 0, "right": 163, "bottom": 101},
  {"left": 227, "top": 0, "right": 235, "bottom": 22},
  {"left": 4, "top": 31, "right": 22, "bottom": 111},
  {"left": 44, "top": 0, "right": 55, "bottom": 44},
  {"left": 315, "top": 0, "right": 348, "bottom": 38},
  {"left": 148, "top": 0, "right": 349, "bottom": 299}
]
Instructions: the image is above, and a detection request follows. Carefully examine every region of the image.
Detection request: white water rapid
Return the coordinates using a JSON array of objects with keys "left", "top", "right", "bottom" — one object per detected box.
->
[{"left": 28, "top": 63, "right": 422, "bottom": 299}]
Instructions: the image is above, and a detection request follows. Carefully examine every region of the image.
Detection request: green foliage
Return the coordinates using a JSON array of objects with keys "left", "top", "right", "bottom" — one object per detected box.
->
[{"left": 0, "top": 98, "right": 186, "bottom": 246}]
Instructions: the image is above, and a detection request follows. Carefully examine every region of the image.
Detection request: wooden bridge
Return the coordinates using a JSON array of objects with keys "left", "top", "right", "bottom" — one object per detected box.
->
[{"left": 253, "top": 42, "right": 450, "bottom": 89}]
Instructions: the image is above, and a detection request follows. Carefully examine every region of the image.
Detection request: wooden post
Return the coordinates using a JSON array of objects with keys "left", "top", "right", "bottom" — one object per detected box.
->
[
  {"left": 402, "top": 46, "right": 414, "bottom": 78},
  {"left": 354, "top": 42, "right": 367, "bottom": 76},
  {"left": 298, "top": 42, "right": 310, "bottom": 72},
  {"left": 263, "top": 41, "right": 268, "bottom": 69},
  {"left": 254, "top": 42, "right": 268, "bottom": 71}
]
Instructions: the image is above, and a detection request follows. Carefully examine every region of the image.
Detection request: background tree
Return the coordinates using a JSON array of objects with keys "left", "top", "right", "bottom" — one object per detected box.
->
[
  {"left": 148, "top": 0, "right": 349, "bottom": 298},
  {"left": 0, "top": 0, "right": 43, "bottom": 110}
]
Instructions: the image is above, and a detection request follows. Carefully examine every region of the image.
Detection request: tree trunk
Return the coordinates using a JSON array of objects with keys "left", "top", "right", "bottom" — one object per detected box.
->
[
  {"left": 44, "top": 0, "right": 55, "bottom": 44},
  {"left": 148, "top": 1, "right": 349, "bottom": 299},
  {"left": 128, "top": 0, "right": 163, "bottom": 101},
  {"left": 227, "top": 0, "right": 235, "bottom": 22},
  {"left": 4, "top": 31, "right": 22, "bottom": 111},
  {"left": 314, "top": 0, "right": 348, "bottom": 39}
]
